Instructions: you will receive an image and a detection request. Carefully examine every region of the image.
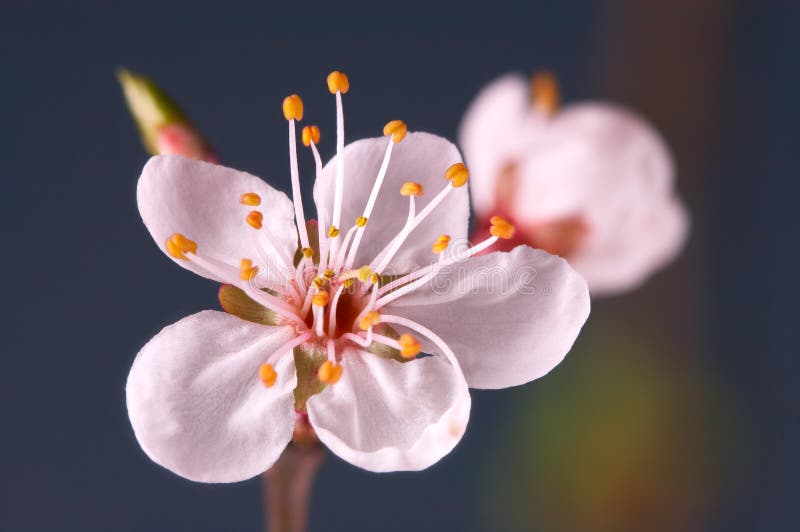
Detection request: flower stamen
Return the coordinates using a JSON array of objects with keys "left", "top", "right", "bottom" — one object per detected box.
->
[
  {"left": 239, "top": 258, "right": 258, "bottom": 280},
  {"left": 400, "top": 181, "right": 424, "bottom": 196},
  {"left": 246, "top": 210, "right": 263, "bottom": 229},
  {"left": 317, "top": 359, "right": 343, "bottom": 385},
  {"left": 432, "top": 234, "right": 451, "bottom": 254},
  {"left": 165, "top": 233, "right": 197, "bottom": 260},
  {"left": 397, "top": 333, "right": 422, "bottom": 359},
  {"left": 258, "top": 363, "right": 277, "bottom": 388},
  {"left": 344, "top": 128, "right": 399, "bottom": 269},
  {"left": 284, "top": 95, "right": 311, "bottom": 249},
  {"left": 239, "top": 192, "right": 261, "bottom": 206}
]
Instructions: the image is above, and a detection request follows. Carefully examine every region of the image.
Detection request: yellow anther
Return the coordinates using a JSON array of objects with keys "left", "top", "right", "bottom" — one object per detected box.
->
[
  {"left": 326, "top": 70, "right": 350, "bottom": 94},
  {"left": 258, "top": 363, "right": 277, "bottom": 388},
  {"left": 489, "top": 215, "right": 516, "bottom": 239},
  {"left": 370, "top": 272, "right": 380, "bottom": 284},
  {"left": 165, "top": 233, "right": 197, "bottom": 260},
  {"left": 358, "top": 310, "right": 381, "bottom": 331},
  {"left": 239, "top": 258, "right": 259, "bottom": 280},
  {"left": 328, "top": 225, "right": 340, "bottom": 238},
  {"left": 239, "top": 192, "right": 261, "bottom": 206},
  {"left": 356, "top": 216, "right": 368, "bottom": 227},
  {"left": 302, "top": 247, "right": 314, "bottom": 259},
  {"left": 323, "top": 269, "right": 335, "bottom": 279},
  {"left": 246, "top": 210, "right": 263, "bottom": 229},
  {"left": 317, "top": 360, "right": 343, "bottom": 385},
  {"left": 312, "top": 277, "right": 324, "bottom": 288},
  {"left": 382, "top": 119, "right": 407, "bottom": 143},
  {"left": 432, "top": 234, "right": 451, "bottom": 254},
  {"left": 282, "top": 94, "right": 304, "bottom": 121},
  {"left": 302, "top": 125, "right": 320, "bottom": 147},
  {"left": 398, "top": 333, "right": 422, "bottom": 359},
  {"left": 400, "top": 181, "right": 424, "bottom": 196},
  {"left": 342, "top": 278, "right": 354, "bottom": 288},
  {"left": 311, "top": 290, "right": 330, "bottom": 307},
  {"left": 356, "top": 266, "right": 373, "bottom": 283},
  {"left": 445, "top": 162, "right": 469, "bottom": 187},
  {"left": 530, "top": 71, "right": 560, "bottom": 115}
]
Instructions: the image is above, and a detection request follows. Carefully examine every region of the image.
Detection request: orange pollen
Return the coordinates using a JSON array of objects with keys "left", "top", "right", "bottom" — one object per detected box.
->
[
  {"left": 400, "top": 181, "right": 424, "bottom": 196},
  {"left": 246, "top": 211, "right": 263, "bottom": 229},
  {"left": 282, "top": 94, "right": 304, "bottom": 121},
  {"left": 326, "top": 71, "right": 350, "bottom": 94},
  {"left": 258, "top": 363, "right": 277, "bottom": 388},
  {"left": 165, "top": 233, "right": 197, "bottom": 260},
  {"left": 328, "top": 225, "right": 340, "bottom": 238},
  {"left": 239, "top": 192, "right": 261, "bottom": 206},
  {"left": 239, "top": 258, "right": 259, "bottom": 280},
  {"left": 398, "top": 334, "right": 422, "bottom": 359},
  {"left": 358, "top": 310, "right": 381, "bottom": 331},
  {"left": 530, "top": 70, "right": 560, "bottom": 114},
  {"left": 489, "top": 215, "right": 515, "bottom": 239},
  {"left": 302, "top": 125, "right": 320, "bottom": 146},
  {"left": 432, "top": 234, "right": 451, "bottom": 254},
  {"left": 312, "top": 290, "right": 330, "bottom": 307},
  {"left": 383, "top": 119, "right": 408, "bottom": 143},
  {"left": 445, "top": 162, "right": 469, "bottom": 187},
  {"left": 317, "top": 360, "right": 343, "bottom": 384},
  {"left": 302, "top": 247, "right": 314, "bottom": 259},
  {"left": 356, "top": 216, "right": 368, "bottom": 227}
]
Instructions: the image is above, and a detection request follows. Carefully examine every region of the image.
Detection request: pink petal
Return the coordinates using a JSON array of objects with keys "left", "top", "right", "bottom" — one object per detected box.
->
[
  {"left": 306, "top": 348, "right": 470, "bottom": 472},
  {"left": 126, "top": 310, "right": 298, "bottom": 482},
  {"left": 313, "top": 133, "right": 469, "bottom": 273},
  {"left": 137, "top": 155, "right": 297, "bottom": 283},
  {"left": 458, "top": 74, "right": 535, "bottom": 217},
  {"left": 385, "top": 246, "right": 590, "bottom": 389}
]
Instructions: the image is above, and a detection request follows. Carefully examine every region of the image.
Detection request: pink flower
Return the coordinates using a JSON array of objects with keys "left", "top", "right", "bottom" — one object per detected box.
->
[
  {"left": 126, "top": 72, "right": 590, "bottom": 482},
  {"left": 460, "top": 73, "right": 689, "bottom": 295}
]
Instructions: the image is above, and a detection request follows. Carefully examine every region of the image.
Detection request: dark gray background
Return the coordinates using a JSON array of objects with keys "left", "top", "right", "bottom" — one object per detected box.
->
[{"left": 1, "top": 1, "right": 797, "bottom": 531}]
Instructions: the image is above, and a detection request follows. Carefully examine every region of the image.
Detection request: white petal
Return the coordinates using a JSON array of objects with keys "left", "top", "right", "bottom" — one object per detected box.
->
[
  {"left": 307, "top": 348, "right": 470, "bottom": 472},
  {"left": 138, "top": 155, "right": 298, "bottom": 283},
  {"left": 513, "top": 103, "right": 675, "bottom": 223},
  {"left": 384, "top": 246, "right": 590, "bottom": 389},
  {"left": 313, "top": 133, "right": 469, "bottom": 273},
  {"left": 508, "top": 103, "right": 686, "bottom": 294},
  {"left": 126, "top": 310, "right": 298, "bottom": 482},
  {"left": 458, "top": 74, "right": 532, "bottom": 218},
  {"left": 571, "top": 196, "right": 690, "bottom": 295}
]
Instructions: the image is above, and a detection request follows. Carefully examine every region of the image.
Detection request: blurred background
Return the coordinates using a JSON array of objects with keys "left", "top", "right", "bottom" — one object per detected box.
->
[{"left": 1, "top": 1, "right": 797, "bottom": 530}]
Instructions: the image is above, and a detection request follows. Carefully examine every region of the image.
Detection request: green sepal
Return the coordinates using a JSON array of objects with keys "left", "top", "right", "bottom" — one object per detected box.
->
[
  {"left": 293, "top": 343, "right": 328, "bottom": 413},
  {"left": 218, "top": 284, "right": 282, "bottom": 326}
]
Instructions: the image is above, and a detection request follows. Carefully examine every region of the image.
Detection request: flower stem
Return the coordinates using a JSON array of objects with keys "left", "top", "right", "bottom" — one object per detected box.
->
[{"left": 262, "top": 441, "right": 324, "bottom": 532}]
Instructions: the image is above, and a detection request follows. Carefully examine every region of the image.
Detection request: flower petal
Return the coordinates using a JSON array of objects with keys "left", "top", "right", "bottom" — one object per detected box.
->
[
  {"left": 384, "top": 246, "right": 590, "bottom": 389},
  {"left": 313, "top": 132, "right": 468, "bottom": 273},
  {"left": 138, "top": 155, "right": 297, "bottom": 283},
  {"left": 570, "top": 196, "right": 690, "bottom": 295},
  {"left": 510, "top": 103, "right": 687, "bottom": 293},
  {"left": 513, "top": 103, "right": 675, "bottom": 224},
  {"left": 306, "top": 348, "right": 470, "bottom": 472},
  {"left": 126, "top": 310, "right": 298, "bottom": 482},
  {"left": 458, "top": 74, "right": 532, "bottom": 217}
]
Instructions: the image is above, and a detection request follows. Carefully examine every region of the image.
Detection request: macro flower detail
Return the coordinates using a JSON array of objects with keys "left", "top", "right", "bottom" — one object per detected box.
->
[
  {"left": 460, "top": 72, "right": 689, "bottom": 295},
  {"left": 126, "top": 72, "right": 591, "bottom": 482}
]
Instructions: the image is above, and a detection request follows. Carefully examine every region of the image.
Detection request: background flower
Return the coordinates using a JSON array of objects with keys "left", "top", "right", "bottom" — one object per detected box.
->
[{"left": 461, "top": 73, "right": 689, "bottom": 295}]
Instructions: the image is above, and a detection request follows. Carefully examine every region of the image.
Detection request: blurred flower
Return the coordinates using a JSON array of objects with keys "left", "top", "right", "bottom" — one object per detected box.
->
[
  {"left": 126, "top": 72, "right": 590, "bottom": 482},
  {"left": 460, "top": 73, "right": 689, "bottom": 295},
  {"left": 117, "top": 68, "right": 218, "bottom": 162}
]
